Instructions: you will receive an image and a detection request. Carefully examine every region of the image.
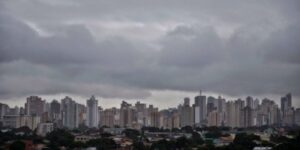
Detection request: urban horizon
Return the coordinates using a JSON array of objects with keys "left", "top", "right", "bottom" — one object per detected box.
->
[
  {"left": 1, "top": 92, "right": 299, "bottom": 129},
  {"left": 1, "top": 91, "right": 299, "bottom": 110},
  {"left": 1, "top": 92, "right": 299, "bottom": 108}
]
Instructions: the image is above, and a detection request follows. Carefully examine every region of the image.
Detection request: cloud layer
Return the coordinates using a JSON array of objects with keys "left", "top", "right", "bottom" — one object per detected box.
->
[{"left": 0, "top": 0, "right": 300, "bottom": 103}]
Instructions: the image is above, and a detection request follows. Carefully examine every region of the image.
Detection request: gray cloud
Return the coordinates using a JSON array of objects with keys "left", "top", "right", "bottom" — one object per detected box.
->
[{"left": 0, "top": 0, "right": 299, "bottom": 104}]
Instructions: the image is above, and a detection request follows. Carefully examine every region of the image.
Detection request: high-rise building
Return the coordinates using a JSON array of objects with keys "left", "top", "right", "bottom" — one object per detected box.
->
[
  {"left": 25, "top": 96, "right": 45, "bottom": 116},
  {"left": 77, "top": 103, "right": 86, "bottom": 127},
  {"left": 207, "top": 110, "right": 221, "bottom": 126},
  {"left": 257, "top": 98, "right": 280, "bottom": 126},
  {"left": 100, "top": 108, "right": 119, "bottom": 127},
  {"left": 150, "top": 111, "right": 161, "bottom": 128},
  {"left": 242, "top": 106, "right": 254, "bottom": 127},
  {"left": 246, "top": 96, "right": 254, "bottom": 109},
  {"left": 86, "top": 96, "right": 99, "bottom": 128},
  {"left": 207, "top": 96, "right": 217, "bottom": 115},
  {"left": 194, "top": 95, "right": 207, "bottom": 126},
  {"left": 254, "top": 99, "right": 260, "bottom": 109},
  {"left": 135, "top": 101, "right": 147, "bottom": 126},
  {"left": 180, "top": 98, "right": 194, "bottom": 127},
  {"left": 281, "top": 93, "right": 294, "bottom": 126},
  {"left": 0, "top": 103, "right": 9, "bottom": 120},
  {"left": 120, "top": 101, "right": 136, "bottom": 128},
  {"left": 281, "top": 93, "right": 292, "bottom": 111},
  {"left": 226, "top": 101, "right": 236, "bottom": 127},
  {"left": 295, "top": 108, "right": 300, "bottom": 126},
  {"left": 184, "top": 97, "right": 190, "bottom": 106},
  {"left": 61, "top": 96, "right": 78, "bottom": 129},
  {"left": 217, "top": 96, "right": 226, "bottom": 125},
  {"left": 160, "top": 109, "right": 172, "bottom": 129},
  {"left": 235, "top": 99, "right": 245, "bottom": 127},
  {"left": 50, "top": 100, "right": 61, "bottom": 126}
]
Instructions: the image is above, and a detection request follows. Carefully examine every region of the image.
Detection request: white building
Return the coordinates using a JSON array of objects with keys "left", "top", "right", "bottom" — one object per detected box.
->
[{"left": 37, "top": 123, "right": 54, "bottom": 136}]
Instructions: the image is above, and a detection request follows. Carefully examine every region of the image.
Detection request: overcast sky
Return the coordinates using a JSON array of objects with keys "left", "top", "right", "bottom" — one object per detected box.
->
[{"left": 0, "top": 0, "right": 299, "bottom": 109}]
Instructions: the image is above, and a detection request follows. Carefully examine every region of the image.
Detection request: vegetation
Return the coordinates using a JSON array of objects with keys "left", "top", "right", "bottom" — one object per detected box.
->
[
  {"left": 1, "top": 126, "right": 300, "bottom": 150},
  {"left": 45, "top": 129, "right": 74, "bottom": 149},
  {"left": 9, "top": 140, "right": 25, "bottom": 150},
  {"left": 229, "top": 133, "right": 261, "bottom": 150},
  {"left": 122, "top": 129, "right": 140, "bottom": 140},
  {"left": 86, "top": 138, "right": 118, "bottom": 150}
]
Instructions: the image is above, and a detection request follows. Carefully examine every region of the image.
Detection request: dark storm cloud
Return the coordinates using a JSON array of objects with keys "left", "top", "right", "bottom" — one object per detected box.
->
[{"left": 0, "top": 0, "right": 299, "bottom": 101}]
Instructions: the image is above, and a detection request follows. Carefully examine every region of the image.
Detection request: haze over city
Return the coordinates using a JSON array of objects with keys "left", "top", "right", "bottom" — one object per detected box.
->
[{"left": 0, "top": 0, "right": 300, "bottom": 109}]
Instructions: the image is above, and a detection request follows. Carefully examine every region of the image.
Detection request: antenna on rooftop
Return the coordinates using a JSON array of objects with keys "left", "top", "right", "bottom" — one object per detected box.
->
[{"left": 199, "top": 90, "right": 202, "bottom": 96}]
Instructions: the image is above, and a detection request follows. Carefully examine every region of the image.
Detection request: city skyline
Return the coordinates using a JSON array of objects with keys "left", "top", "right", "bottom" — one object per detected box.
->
[
  {"left": 1, "top": 94, "right": 299, "bottom": 150},
  {"left": 0, "top": 0, "right": 300, "bottom": 109},
  {"left": 1, "top": 92, "right": 299, "bottom": 130},
  {"left": 1, "top": 91, "right": 300, "bottom": 110},
  {"left": 0, "top": 92, "right": 297, "bottom": 110}
]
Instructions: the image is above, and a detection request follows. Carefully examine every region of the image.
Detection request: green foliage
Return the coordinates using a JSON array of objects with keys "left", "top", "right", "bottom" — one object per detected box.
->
[
  {"left": 150, "top": 136, "right": 202, "bottom": 150},
  {"left": 0, "top": 131, "right": 17, "bottom": 142},
  {"left": 70, "top": 141, "right": 86, "bottom": 149},
  {"left": 46, "top": 129, "right": 74, "bottom": 147},
  {"left": 272, "top": 130, "right": 300, "bottom": 150},
  {"left": 205, "top": 130, "right": 222, "bottom": 139},
  {"left": 9, "top": 140, "right": 25, "bottom": 150},
  {"left": 181, "top": 126, "right": 193, "bottom": 133},
  {"left": 230, "top": 133, "right": 260, "bottom": 150},
  {"left": 175, "top": 136, "right": 192, "bottom": 148},
  {"left": 191, "top": 132, "right": 204, "bottom": 146},
  {"left": 132, "top": 141, "right": 146, "bottom": 150},
  {"left": 270, "top": 134, "right": 290, "bottom": 143},
  {"left": 171, "top": 128, "right": 180, "bottom": 133},
  {"left": 150, "top": 139, "right": 176, "bottom": 150},
  {"left": 86, "top": 138, "right": 117, "bottom": 150},
  {"left": 122, "top": 129, "right": 140, "bottom": 140}
]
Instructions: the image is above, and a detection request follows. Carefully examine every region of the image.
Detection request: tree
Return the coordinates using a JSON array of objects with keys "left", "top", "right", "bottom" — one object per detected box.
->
[
  {"left": 181, "top": 126, "right": 193, "bottom": 133},
  {"left": 132, "top": 141, "right": 146, "bottom": 150},
  {"left": 176, "top": 136, "right": 192, "bottom": 149},
  {"left": 231, "top": 133, "right": 260, "bottom": 150},
  {"left": 171, "top": 128, "right": 180, "bottom": 133},
  {"left": 205, "top": 130, "right": 222, "bottom": 139},
  {"left": 9, "top": 140, "right": 25, "bottom": 150},
  {"left": 101, "top": 132, "right": 113, "bottom": 138},
  {"left": 70, "top": 141, "right": 86, "bottom": 149},
  {"left": 86, "top": 138, "right": 117, "bottom": 150},
  {"left": 46, "top": 129, "right": 74, "bottom": 147},
  {"left": 122, "top": 129, "right": 140, "bottom": 140},
  {"left": 191, "top": 132, "right": 204, "bottom": 146},
  {"left": 272, "top": 130, "right": 300, "bottom": 150},
  {"left": 150, "top": 139, "right": 176, "bottom": 150}
]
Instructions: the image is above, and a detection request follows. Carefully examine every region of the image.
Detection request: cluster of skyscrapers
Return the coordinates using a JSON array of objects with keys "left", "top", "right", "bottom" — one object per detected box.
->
[{"left": 0, "top": 93, "right": 300, "bottom": 131}]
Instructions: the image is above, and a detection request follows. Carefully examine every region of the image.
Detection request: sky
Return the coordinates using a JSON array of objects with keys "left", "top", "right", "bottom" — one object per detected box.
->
[{"left": 0, "top": 0, "right": 300, "bottom": 109}]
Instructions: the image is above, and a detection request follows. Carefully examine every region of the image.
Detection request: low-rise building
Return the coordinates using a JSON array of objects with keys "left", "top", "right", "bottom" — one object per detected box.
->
[{"left": 37, "top": 123, "right": 54, "bottom": 136}]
